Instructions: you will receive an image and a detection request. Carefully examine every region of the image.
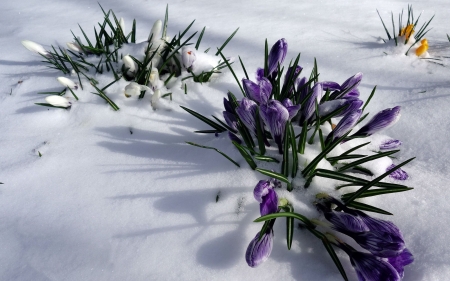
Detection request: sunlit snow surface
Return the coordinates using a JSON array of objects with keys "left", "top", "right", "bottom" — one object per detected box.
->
[{"left": 1, "top": 0, "right": 450, "bottom": 280}]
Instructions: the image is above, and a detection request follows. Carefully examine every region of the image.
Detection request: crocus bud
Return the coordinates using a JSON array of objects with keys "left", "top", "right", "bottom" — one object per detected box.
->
[
  {"left": 267, "top": 38, "right": 288, "bottom": 76},
  {"left": 245, "top": 229, "right": 274, "bottom": 268},
  {"left": 387, "top": 248, "right": 414, "bottom": 278},
  {"left": 340, "top": 72, "right": 363, "bottom": 95},
  {"left": 124, "top": 82, "right": 152, "bottom": 98},
  {"left": 149, "top": 20, "right": 162, "bottom": 41},
  {"left": 119, "top": 17, "right": 125, "bottom": 33},
  {"left": 380, "top": 139, "right": 402, "bottom": 150},
  {"left": 22, "top": 40, "right": 49, "bottom": 57},
  {"left": 281, "top": 98, "right": 301, "bottom": 120},
  {"left": 57, "top": 77, "right": 78, "bottom": 89},
  {"left": 260, "top": 100, "right": 290, "bottom": 154},
  {"left": 149, "top": 68, "right": 162, "bottom": 90},
  {"left": 387, "top": 164, "right": 409, "bottom": 180},
  {"left": 123, "top": 55, "right": 138, "bottom": 75},
  {"left": 181, "top": 47, "right": 196, "bottom": 72},
  {"left": 45, "top": 95, "right": 71, "bottom": 108},
  {"left": 66, "top": 42, "right": 83, "bottom": 53},
  {"left": 353, "top": 106, "right": 401, "bottom": 137},
  {"left": 223, "top": 111, "right": 238, "bottom": 132}
]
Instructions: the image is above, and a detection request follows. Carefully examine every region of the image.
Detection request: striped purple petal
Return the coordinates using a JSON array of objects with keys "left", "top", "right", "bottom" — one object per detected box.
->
[
  {"left": 260, "top": 100, "right": 289, "bottom": 153},
  {"left": 354, "top": 106, "right": 401, "bottom": 137},
  {"left": 236, "top": 98, "right": 258, "bottom": 135},
  {"left": 299, "top": 83, "right": 322, "bottom": 125},
  {"left": 268, "top": 38, "right": 288, "bottom": 76},
  {"left": 282, "top": 98, "right": 301, "bottom": 120},
  {"left": 380, "top": 139, "right": 402, "bottom": 150},
  {"left": 326, "top": 109, "right": 362, "bottom": 143},
  {"left": 260, "top": 188, "right": 278, "bottom": 216},
  {"left": 387, "top": 248, "right": 414, "bottom": 278},
  {"left": 387, "top": 164, "right": 409, "bottom": 180},
  {"left": 245, "top": 229, "right": 274, "bottom": 268}
]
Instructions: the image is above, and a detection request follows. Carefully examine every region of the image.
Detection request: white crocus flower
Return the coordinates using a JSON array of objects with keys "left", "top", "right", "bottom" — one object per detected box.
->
[
  {"left": 57, "top": 77, "right": 78, "bottom": 89},
  {"left": 119, "top": 17, "right": 125, "bottom": 33},
  {"left": 149, "top": 20, "right": 162, "bottom": 41},
  {"left": 66, "top": 42, "right": 83, "bottom": 53},
  {"left": 45, "top": 95, "right": 71, "bottom": 108},
  {"left": 181, "top": 47, "right": 196, "bottom": 71},
  {"left": 123, "top": 55, "right": 138, "bottom": 76},
  {"left": 21, "top": 40, "right": 49, "bottom": 57},
  {"left": 149, "top": 68, "right": 164, "bottom": 90},
  {"left": 124, "top": 82, "right": 152, "bottom": 98}
]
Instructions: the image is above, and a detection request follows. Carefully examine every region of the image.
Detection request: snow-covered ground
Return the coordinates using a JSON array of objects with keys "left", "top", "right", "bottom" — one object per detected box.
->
[{"left": 1, "top": 0, "right": 450, "bottom": 280}]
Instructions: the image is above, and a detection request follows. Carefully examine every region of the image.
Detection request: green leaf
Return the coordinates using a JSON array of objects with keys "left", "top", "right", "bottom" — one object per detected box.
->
[
  {"left": 377, "top": 9, "right": 392, "bottom": 40},
  {"left": 321, "top": 237, "right": 348, "bottom": 281},
  {"left": 232, "top": 141, "right": 257, "bottom": 170},
  {"left": 362, "top": 86, "right": 376, "bottom": 112},
  {"left": 327, "top": 154, "right": 367, "bottom": 162},
  {"left": 131, "top": 19, "right": 136, "bottom": 43},
  {"left": 346, "top": 201, "right": 393, "bottom": 215},
  {"left": 297, "top": 120, "right": 308, "bottom": 154},
  {"left": 186, "top": 142, "right": 240, "bottom": 167},
  {"left": 343, "top": 187, "right": 413, "bottom": 200},
  {"left": 255, "top": 109, "right": 266, "bottom": 155},
  {"left": 280, "top": 205, "right": 295, "bottom": 250},
  {"left": 337, "top": 150, "right": 399, "bottom": 172},
  {"left": 302, "top": 131, "right": 351, "bottom": 177},
  {"left": 195, "top": 27, "right": 206, "bottom": 50},
  {"left": 254, "top": 155, "right": 280, "bottom": 163},
  {"left": 289, "top": 122, "right": 298, "bottom": 178},
  {"left": 282, "top": 122, "right": 290, "bottom": 177},
  {"left": 180, "top": 106, "right": 227, "bottom": 132},
  {"left": 215, "top": 27, "right": 239, "bottom": 56},
  {"left": 343, "top": 157, "right": 415, "bottom": 205},
  {"left": 217, "top": 49, "right": 245, "bottom": 97},
  {"left": 254, "top": 211, "right": 315, "bottom": 229},
  {"left": 255, "top": 168, "right": 289, "bottom": 184},
  {"left": 239, "top": 56, "right": 249, "bottom": 80}
]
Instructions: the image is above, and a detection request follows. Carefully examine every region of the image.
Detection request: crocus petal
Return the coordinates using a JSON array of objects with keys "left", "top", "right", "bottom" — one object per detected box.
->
[
  {"left": 256, "top": 68, "right": 265, "bottom": 81},
  {"left": 282, "top": 98, "right": 301, "bottom": 120},
  {"left": 283, "top": 65, "right": 303, "bottom": 94},
  {"left": 349, "top": 251, "right": 401, "bottom": 281},
  {"left": 299, "top": 83, "right": 322, "bottom": 125},
  {"left": 228, "top": 132, "right": 242, "bottom": 144},
  {"left": 124, "top": 82, "right": 143, "bottom": 97},
  {"left": 57, "top": 77, "right": 78, "bottom": 89},
  {"left": 352, "top": 231, "right": 405, "bottom": 258},
  {"left": 380, "top": 139, "right": 402, "bottom": 150},
  {"left": 260, "top": 188, "right": 278, "bottom": 216},
  {"left": 387, "top": 164, "right": 409, "bottom": 180},
  {"left": 181, "top": 47, "right": 196, "bottom": 71},
  {"left": 319, "top": 81, "right": 341, "bottom": 92},
  {"left": 326, "top": 109, "right": 362, "bottom": 144},
  {"left": 66, "top": 42, "right": 83, "bottom": 53},
  {"left": 123, "top": 55, "right": 138, "bottom": 74},
  {"left": 21, "top": 40, "right": 49, "bottom": 56},
  {"left": 340, "top": 72, "right": 363, "bottom": 94},
  {"left": 45, "top": 96, "right": 71, "bottom": 108},
  {"left": 245, "top": 230, "right": 274, "bottom": 268},
  {"left": 354, "top": 106, "right": 401, "bottom": 137},
  {"left": 268, "top": 38, "right": 288, "bottom": 76},
  {"left": 343, "top": 88, "right": 360, "bottom": 99},
  {"left": 223, "top": 111, "right": 238, "bottom": 132},
  {"left": 297, "top": 77, "right": 308, "bottom": 102},
  {"left": 149, "top": 19, "right": 162, "bottom": 40},
  {"left": 242, "top": 78, "right": 272, "bottom": 105},
  {"left": 236, "top": 98, "right": 258, "bottom": 135},
  {"left": 258, "top": 78, "right": 272, "bottom": 104},
  {"left": 243, "top": 79, "right": 261, "bottom": 102},
  {"left": 260, "top": 100, "right": 289, "bottom": 153},
  {"left": 318, "top": 205, "right": 369, "bottom": 233},
  {"left": 387, "top": 248, "right": 414, "bottom": 278},
  {"left": 223, "top": 97, "right": 234, "bottom": 113},
  {"left": 253, "top": 180, "right": 271, "bottom": 203}
]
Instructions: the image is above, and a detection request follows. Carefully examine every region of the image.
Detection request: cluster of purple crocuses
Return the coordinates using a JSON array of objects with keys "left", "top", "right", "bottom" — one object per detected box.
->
[
  {"left": 225, "top": 38, "right": 415, "bottom": 280},
  {"left": 222, "top": 38, "right": 408, "bottom": 180},
  {"left": 316, "top": 196, "right": 414, "bottom": 280}
]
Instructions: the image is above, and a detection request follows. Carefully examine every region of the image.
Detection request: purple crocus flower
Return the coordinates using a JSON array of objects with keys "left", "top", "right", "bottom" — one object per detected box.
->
[
  {"left": 282, "top": 98, "right": 301, "bottom": 120},
  {"left": 380, "top": 139, "right": 402, "bottom": 150},
  {"left": 254, "top": 180, "right": 272, "bottom": 203},
  {"left": 236, "top": 98, "right": 258, "bottom": 135},
  {"left": 254, "top": 179, "right": 279, "bottom": 216},
  {"left": 341, "top": 72, "right": 363, "bottom": 94},
  {"left": 319, "top": 98, "right": 363, "bottom": 118},
  {"left": 339, "top": 243, "right": 401, "bottom": 281},
  {"left": 245, "top": 227, "right": 274, "bottom": 268},
  {"left": 318, "top": 199, "right": 406, "bottom": 258},
  {"left": 242, "top": 77, "right": 272, "bottom": 105},
  {"left": 297, "top": 77, "right": 308, "bottom": 102},
  {"left": 325, "top": 109, "right": 362, "bottom": 144},
  {"left": 353, "top": 106, "right": 401, "bottom": 137},
  {"left": 299, "top": 83, "right": 322, "bottom": 125},
  {"left": 387, "top": 164, "right": 409, "bottom": 180},
  {"left": 267, "top": 38, "right": 288, "bottom": 77},
  {"left": 260, "top": 100, "right": 290, "bottom": 153},
  {"left": 387, "top": 248, "right": 414, "bottom": 278},
  {"left": 223, "top": 97, "right": 234, "bottom": 114}
]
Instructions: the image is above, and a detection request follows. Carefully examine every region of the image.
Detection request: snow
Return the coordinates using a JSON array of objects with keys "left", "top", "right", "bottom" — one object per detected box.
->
[{"left": 1, "top": 0, "right": 450, "bottom": 280}]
